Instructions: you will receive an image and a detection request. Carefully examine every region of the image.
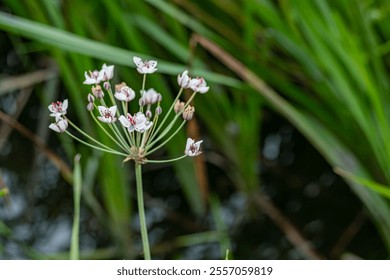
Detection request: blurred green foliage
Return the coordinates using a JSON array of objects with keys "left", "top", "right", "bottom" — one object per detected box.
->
[{"left": 1, "top": 0, "right": 390, "bottom": 259}]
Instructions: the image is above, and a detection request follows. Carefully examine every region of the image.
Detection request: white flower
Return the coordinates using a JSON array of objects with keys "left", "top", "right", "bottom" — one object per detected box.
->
[
  {"left": 97, "top": 105, "right": 117, "bottom": 123},
  {"left": 119, "top": 112, "right": 152, "bottom": 133},
  {"left": 133, "top": 56, "right": 158, "bottom": 74},
  {"left": 84, "top": 70, "right": 101, "bottom": 85},
  {"left": 48, "top": 99, "right": 68, "bottom": 117},
  {"left": 49, "top": 115, "right": 68, "bottom": 133},
  {"left": 189, "top": 77, "right": 209, "bottom": 93},
  {"left": 177, "top": 70, "right": 190, "bottom": 88},
  {"left": 115, "top": 86, "right": 135, "bottom": 102},
  {"left": 98, "top": 64, "right": 114, "bottom": 81},
  {"left": 184, "top": 138, "right": 203, "bottom": 156},
  {"left": 141, "top": 88, "right": 161, "bottom": 105}
]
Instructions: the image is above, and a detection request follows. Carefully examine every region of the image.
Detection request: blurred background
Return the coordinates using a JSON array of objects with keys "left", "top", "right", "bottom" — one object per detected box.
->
[{"left": 1, "top": 0, "right": 390, "bottom": 260}]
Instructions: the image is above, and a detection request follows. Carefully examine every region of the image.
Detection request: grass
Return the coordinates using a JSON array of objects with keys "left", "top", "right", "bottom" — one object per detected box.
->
[{"left": 1, "top": 0, "right": 390, "bottom": 259}]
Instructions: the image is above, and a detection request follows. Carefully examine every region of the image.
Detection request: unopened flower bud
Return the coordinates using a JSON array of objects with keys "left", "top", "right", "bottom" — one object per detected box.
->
[
  {"left": 145, "top": 110, "right": 152, "bottom": 119},
  {"left": 139, "top": 98, "right": 145, "bottom": 107},
  {"left": 177, "top": 70, "right": 190, "bottom": 88},
  {"left": 103, "top": 81, "right": 111, "bottom": 91},
  {"left": 92, "top": 85, "right": 104, "bottom": 99},
  {"left": 87, "top": 93, "right": 95, "bottom": 103},
  {"left": 155, "top": 106, "right": 162, "bottom": 115},
  {"left": 182, "top": 105, "right": 195, "bottom": 120},
  {"left": 174, "top": 100, "right": 185, "bottom": 114},
  {"left": 87, "top": 102, "right": 94, "bottom": 111}
]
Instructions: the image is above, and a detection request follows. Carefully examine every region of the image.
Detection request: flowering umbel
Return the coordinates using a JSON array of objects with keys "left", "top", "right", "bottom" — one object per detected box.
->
[
  {"left": 48, "top": 56, "right": 209, "bottom": 164},
  {"left": 48, "top": 56, "right": 209, "bottom": 261}
]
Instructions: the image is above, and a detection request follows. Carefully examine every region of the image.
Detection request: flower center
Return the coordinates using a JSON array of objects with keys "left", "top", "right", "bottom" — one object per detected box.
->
[
  {"left": 103, "top": 110, "right": 112, "bottom": 119},
  {"left": 189, "top": 144, "right": 197, "bottom": 154},
  {"left": 51, "top": 101, "right": 63, "bottom": 112},
  {"left": 127, "top": 115, "right": 137, "bottom": 126}
]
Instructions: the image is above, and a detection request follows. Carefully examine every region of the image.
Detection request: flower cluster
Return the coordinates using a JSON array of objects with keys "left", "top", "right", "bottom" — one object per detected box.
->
[{"left": 48, "top": 56, "right": 209, "bottom": 164}]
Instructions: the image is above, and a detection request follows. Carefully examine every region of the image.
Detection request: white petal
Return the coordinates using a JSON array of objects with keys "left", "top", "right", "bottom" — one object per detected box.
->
[
  {"left": 144, "top": 121, "right": 153, "bottom": 131},
  {"left": 62, "top": 99, "right": 68, "bottom": 111},
  {"left": 119, "top": 115, "right": 130, "bottom": 127},
  {"left": 198, "top": 86, "right": 209, "bottom": 94},
  {"left": 185, "top": 138, "right": 194, "bottom": 151},
  {"left": 194, "top": 140, "right": 203, "bottom": 148},
  {"left": 83, "top": 72, "right": 96, "bottom": 84},
  {"left": 133, "top": 56, "right": 142, "bottom": 67},
  {"left": 148, "top": 60, "right": 158, "bottom": 72},
  {"left": 49, "top": 123, "right": 60, "bottom": 133},
  {"left": 108, "top": 105, "right": 117, "bottom": 116},
  {"left": 58, "top": 119, "right": 68, "bottom": 132},
  {"left": 114, "top": 92, "right": 125, "bottom": 101},
  {"left": 97, "top": 106, "right": 106, "bottom": 116}
]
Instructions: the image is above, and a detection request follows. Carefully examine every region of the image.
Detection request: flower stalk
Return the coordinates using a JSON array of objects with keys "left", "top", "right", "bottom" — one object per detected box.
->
[{"left": 135, "top": 163, "right": 151, "bottom": 260}]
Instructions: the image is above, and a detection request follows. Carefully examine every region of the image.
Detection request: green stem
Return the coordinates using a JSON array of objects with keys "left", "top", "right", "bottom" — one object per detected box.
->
[
  {"left": 149, "top": 88, "right": 183, "bottom": 142},
  {"left": 135, "top": 163, "right": 151, "bottom": 260},
  {"left": 65, "top": 131, "right": 128, "bottom": 157},
  {"left": 89, "top": 109, "right": 129, "bottom": 152},
  {"left": 146, "top": 154, "right": 187, "bottom": 163}
]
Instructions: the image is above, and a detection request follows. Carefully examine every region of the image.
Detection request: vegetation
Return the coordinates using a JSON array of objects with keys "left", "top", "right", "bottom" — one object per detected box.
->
[{"left": 1, "top": 0, "right": 390, "bottom": 259}]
